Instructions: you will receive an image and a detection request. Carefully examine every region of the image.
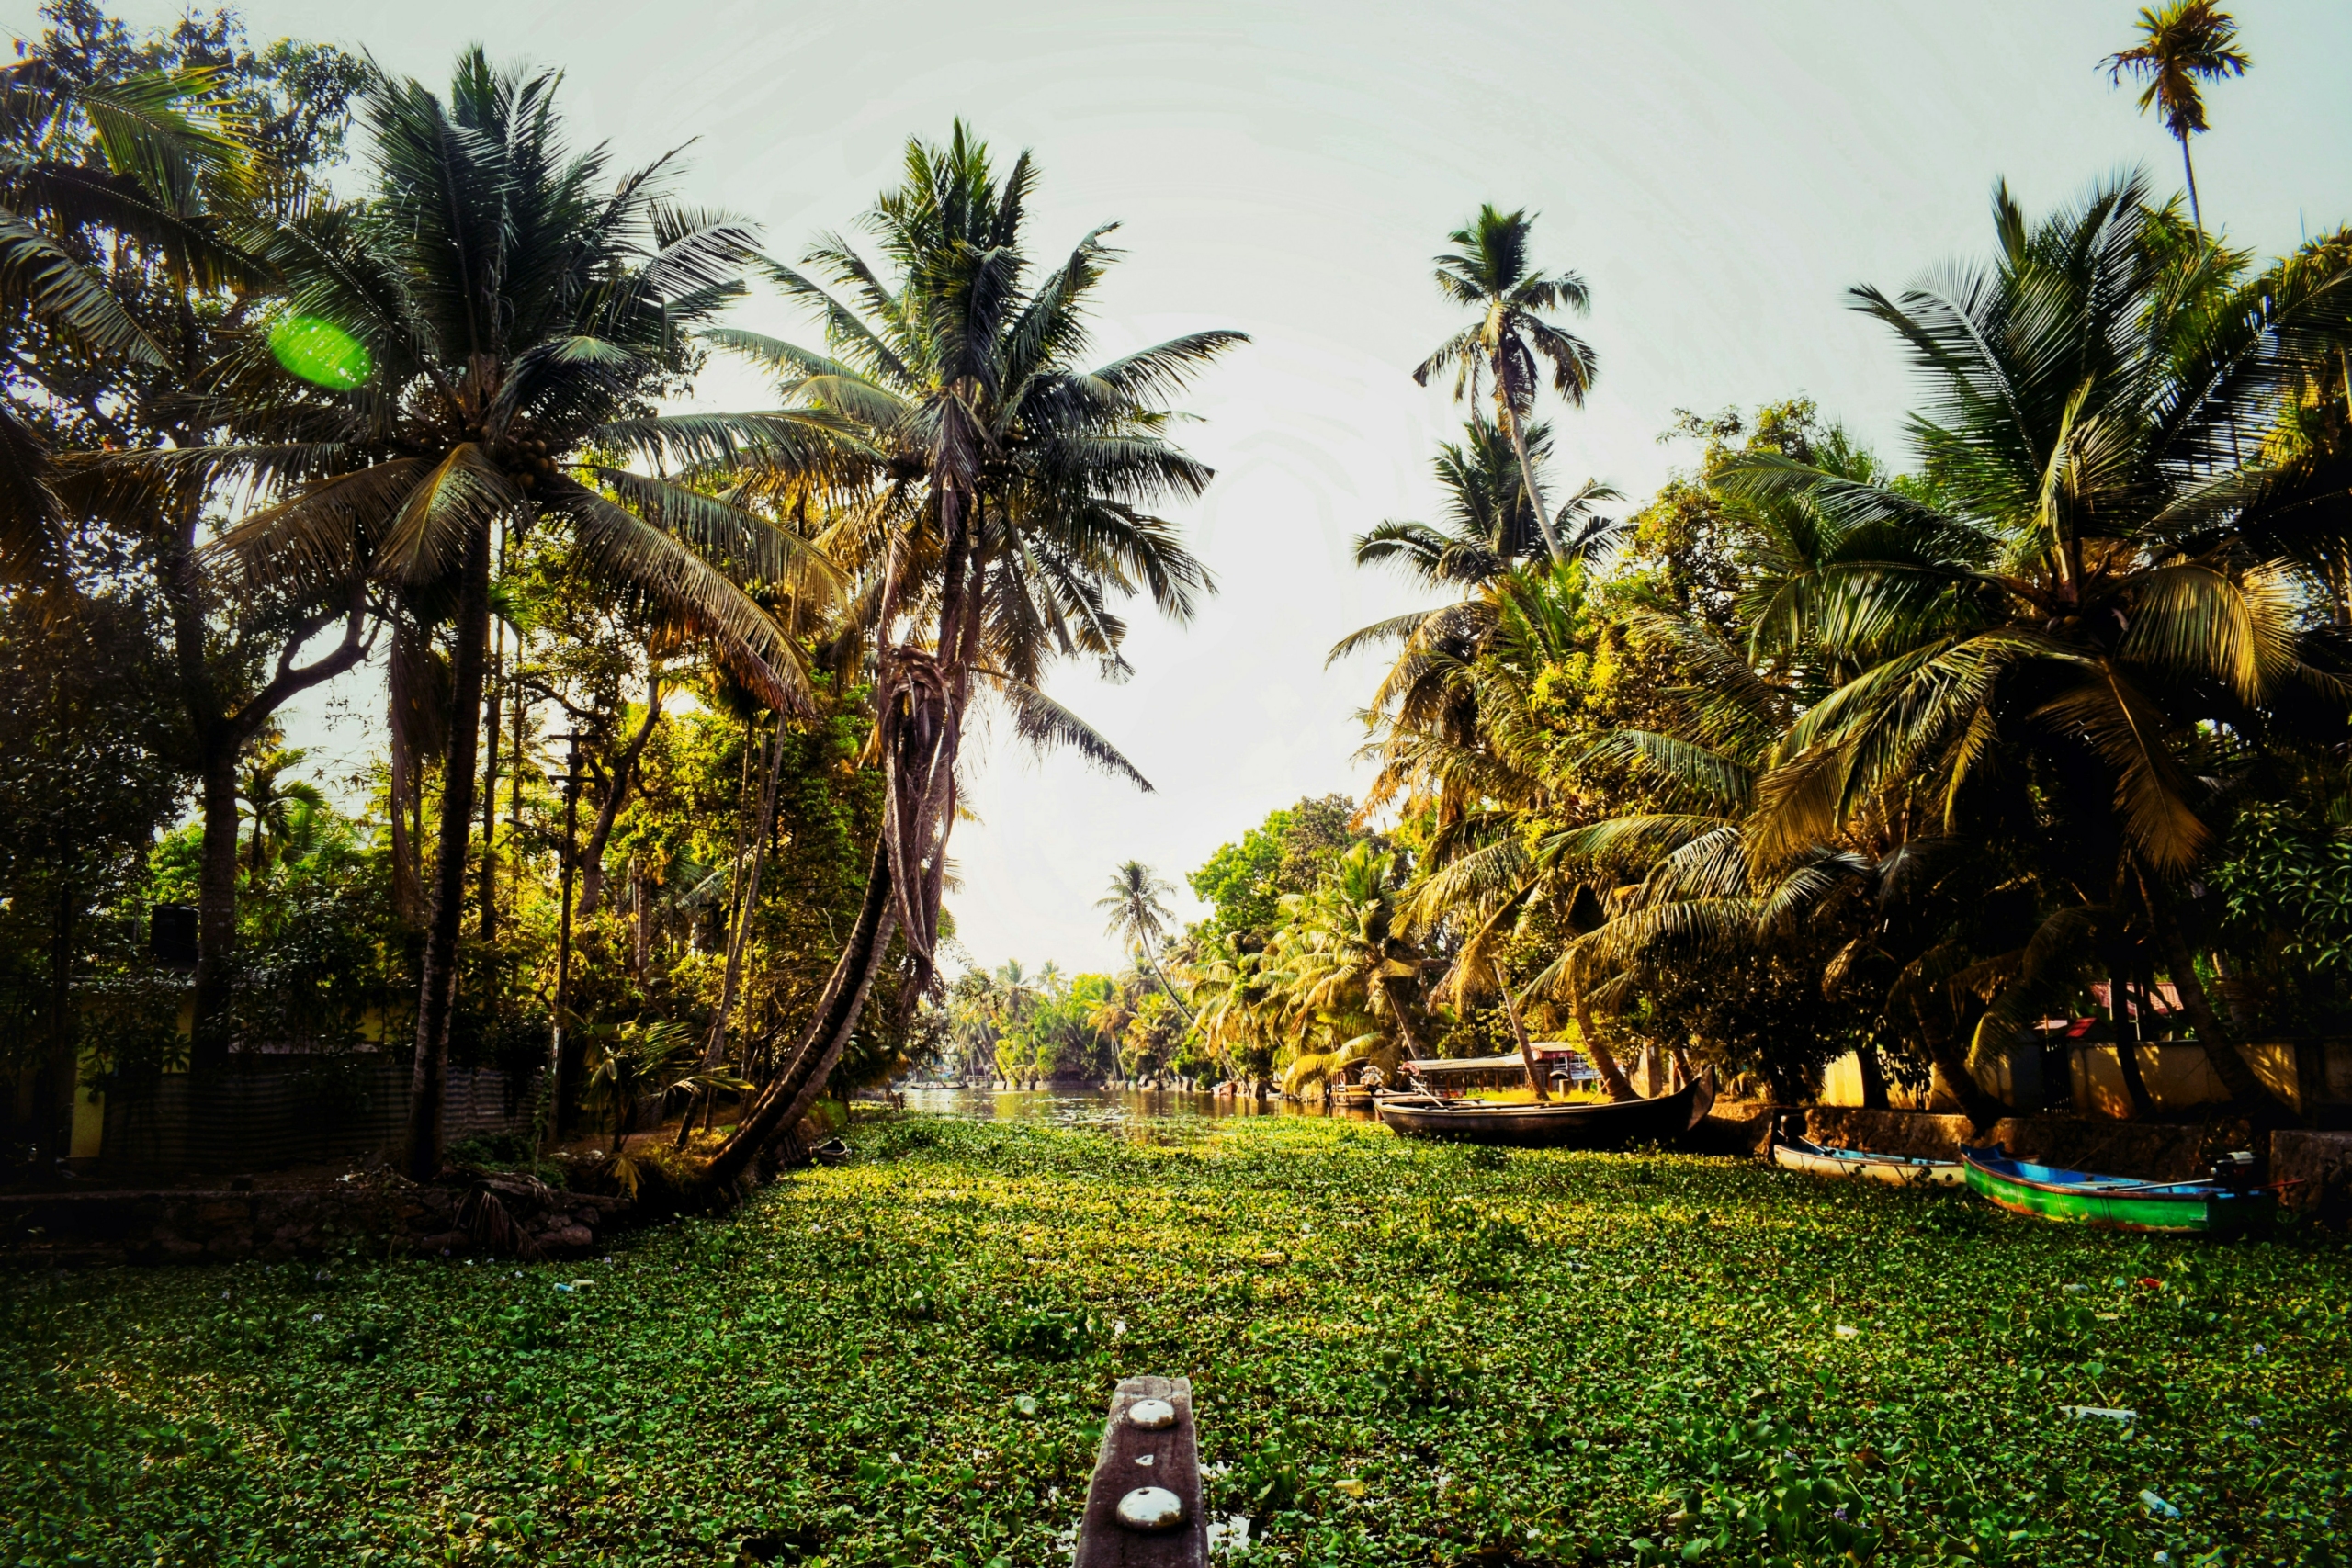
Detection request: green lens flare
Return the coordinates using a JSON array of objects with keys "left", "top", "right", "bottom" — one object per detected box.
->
[{"left": 267, "top": 316, "right": 372, "bottom": 390}]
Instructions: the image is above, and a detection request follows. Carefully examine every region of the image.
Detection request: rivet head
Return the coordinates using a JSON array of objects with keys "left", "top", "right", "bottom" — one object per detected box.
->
[
  {"left": 1127, "top": 1397, "right": 1177, "bottom": 1430},
  {"left": 1117, "top": 1486, "right": 1183, "bottom": 1530}
]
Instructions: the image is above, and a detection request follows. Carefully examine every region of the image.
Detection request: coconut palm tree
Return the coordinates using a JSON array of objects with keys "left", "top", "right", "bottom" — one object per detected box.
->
[
  {"left": 236, "top": 741, "right": 326, "bottom": 876},
  {"left": 2106, "top": 1, "right": 2251, "bottom": 235},
  {"left": 1273, "top": 841, "right": 1428, "bottom": 1060},
  {"left": 166, "top": 51, "right": 838, "bottom": 1177},
  {"left": 696, "top": 124, "right": 1242, "bottom": 1187},
  {"left": 1413, "top": 207, "right": 1599, "bottom": 564},
  {"left": 1097, "top": 860, "right": 1196, "bottom": 1028},
  {"left": 1331, "top": 418, "right": 1619, "bottom": 836},
  {"left": 1182, "top": 933, "right": 1280, "bottom": 1090},
  {"left": 0, "top": 55, "right": 249, "bottom": 582},
  {"left": 1717, "top": 174, "right": 2352, "bottom": 1120}
]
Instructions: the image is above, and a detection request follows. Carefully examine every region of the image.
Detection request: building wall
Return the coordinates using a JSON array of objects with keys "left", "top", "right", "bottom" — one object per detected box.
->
[{"left": 1820, "top": 1041, "right": 2349, "bottom": 1120}]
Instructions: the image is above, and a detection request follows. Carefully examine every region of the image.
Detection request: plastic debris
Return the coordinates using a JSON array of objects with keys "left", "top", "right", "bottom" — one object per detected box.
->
[
  {"left": 2060, "top": 1405, "right": 2136, "bottom": 1423},
  {"left": 1833, "top": 1324, "right": 1859, "bottom": 1339},
  {"left": 2139, "top": 1490, "right": 2182, "bottom": 1520}
]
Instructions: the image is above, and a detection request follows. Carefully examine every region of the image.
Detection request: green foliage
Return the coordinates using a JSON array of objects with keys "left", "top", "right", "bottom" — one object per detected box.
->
[
  {"left": 6, "top": 1114, "right": 2350, "bottom": 1566},
  {"left": 1188, "top": 795, "right": 1363, "bottom": 942},
  {"left": 2207, "top": 798, "right": 2352, "bottom": 1032}
]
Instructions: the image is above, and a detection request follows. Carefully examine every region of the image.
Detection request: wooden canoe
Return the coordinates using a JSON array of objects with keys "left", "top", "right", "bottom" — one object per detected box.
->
[
  {"left": 1374, "top": 1074, "right": 1714, "bottom": 1148},
  {"left": 1962, "top": 1146, "right": 2276, "bottom": 1235},
  {"left": 1772, "top": 1134, "right": 1963, "bottom": 1188}
]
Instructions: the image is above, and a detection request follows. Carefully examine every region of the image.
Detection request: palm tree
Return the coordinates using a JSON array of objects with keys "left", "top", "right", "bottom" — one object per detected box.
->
[
  {"left": 1720, "top": 175, "right": 2352, "bottom": 1121},
  {"left": 173, "top": 52, "right": 836, "bottom": 1178},
  {"left": 2106, "top": 1, "right": 2251, "bottom": 235},
  {"left": 0, "top": 55, "right": 249, "bottom": 583},
  {"left": 697, "top": 124, "right": 1243, "bottom": 1187},
  {"left": 1182, "top": 933, "right": 1281, "bottom": 1090},
  {"left": 1273, "top": 841, "right": 1428, "bottom": 1062},
  {"left": 1413, "top": 207, "right": 1599, "bottom": 564},
  {"left": 1097, "top": 860, "right": 1196, "bottom": 1028},
  {"left": 237, "top": 741, "right": 325, "bottom": 876},
  {"left": 1331, "top": 418, "right": 1618, "bottom": 836}
]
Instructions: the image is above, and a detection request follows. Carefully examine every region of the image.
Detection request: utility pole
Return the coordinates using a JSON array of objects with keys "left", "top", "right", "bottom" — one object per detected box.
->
[{"left": 544, "top": 731, "right": 584, "bottom": 1150}]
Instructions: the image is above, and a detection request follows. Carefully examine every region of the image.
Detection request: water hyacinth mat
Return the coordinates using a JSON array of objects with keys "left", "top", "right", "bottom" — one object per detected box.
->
[{"left": 4, "top": 1114, "right": 2347, "bottom": 1565}]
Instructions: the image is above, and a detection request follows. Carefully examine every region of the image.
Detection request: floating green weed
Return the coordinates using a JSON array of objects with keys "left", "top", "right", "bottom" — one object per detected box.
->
[{"left": 2, "top": 1113, "right": 2348, "bottom": 1565}]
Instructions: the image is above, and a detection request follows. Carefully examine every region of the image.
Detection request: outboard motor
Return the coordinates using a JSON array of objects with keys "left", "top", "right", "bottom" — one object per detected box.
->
[{"left": 2209, "top": 1149, "right": 2260, "bottom": 1191}]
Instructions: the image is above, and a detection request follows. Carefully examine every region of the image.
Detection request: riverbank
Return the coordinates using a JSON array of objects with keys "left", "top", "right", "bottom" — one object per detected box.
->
[{"left": 5, "top": 1114, "right": 2347, "bottom": 1565}]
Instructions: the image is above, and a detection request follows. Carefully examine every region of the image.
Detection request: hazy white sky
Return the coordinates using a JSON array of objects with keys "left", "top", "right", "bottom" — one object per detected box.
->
[{"left": 68, "top": 0, "right": 2352, "bottom": 975}]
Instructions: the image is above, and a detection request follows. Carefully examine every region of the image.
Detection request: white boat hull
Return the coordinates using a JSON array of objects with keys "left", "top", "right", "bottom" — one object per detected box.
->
[{"left": 1773, "top": 1139, "right": 1964, "bottom": 1188}]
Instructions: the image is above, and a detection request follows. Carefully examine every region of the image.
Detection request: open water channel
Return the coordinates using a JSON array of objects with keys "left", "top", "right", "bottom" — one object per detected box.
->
[{"left": 886, "top": 1086, "right": 1366, "bottom": 1129}]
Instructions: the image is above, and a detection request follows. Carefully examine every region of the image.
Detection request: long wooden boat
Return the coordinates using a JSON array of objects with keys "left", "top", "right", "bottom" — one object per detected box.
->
[
  {"left": 1773, "top": 1134, "right": 1963, "bottom": 1188},
  {"left": 1962, "top": 1147, "right": 2276, "bottom": 1235},
  {"left": 1374, "top": 1074, "right": 1714, "bottom": 1149}
]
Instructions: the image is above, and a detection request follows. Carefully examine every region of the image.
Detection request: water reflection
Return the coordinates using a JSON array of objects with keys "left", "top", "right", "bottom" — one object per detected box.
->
[{"left": 888, "top": 1086, "right": 1366, "bottom": 1128}]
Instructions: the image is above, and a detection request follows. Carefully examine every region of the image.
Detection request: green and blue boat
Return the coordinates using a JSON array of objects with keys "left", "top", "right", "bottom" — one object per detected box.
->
[{"left": 1962, "top": 1147, "right": 2275, "bottom": 1235}]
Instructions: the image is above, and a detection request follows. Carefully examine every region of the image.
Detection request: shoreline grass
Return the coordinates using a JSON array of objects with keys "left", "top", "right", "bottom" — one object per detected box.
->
[{"left": 4, "top": 1114, "right": 2347, "bottom": 1566}]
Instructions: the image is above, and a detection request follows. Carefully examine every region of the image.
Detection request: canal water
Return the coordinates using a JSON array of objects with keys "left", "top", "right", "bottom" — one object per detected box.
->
[{"left": 888, "top": 1087, "right": 1363, "bottom": 1129}]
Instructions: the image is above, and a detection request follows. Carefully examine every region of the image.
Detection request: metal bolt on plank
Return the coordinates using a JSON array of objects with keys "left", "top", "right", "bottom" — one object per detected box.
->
[{"left": 1074, "top": 1376, "right": 1205, "bottom": 1568}]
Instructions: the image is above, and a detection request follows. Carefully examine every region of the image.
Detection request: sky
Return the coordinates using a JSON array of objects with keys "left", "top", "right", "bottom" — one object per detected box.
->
[{"left": 61, "top": 0, "right": 2352, "bottom": 975}]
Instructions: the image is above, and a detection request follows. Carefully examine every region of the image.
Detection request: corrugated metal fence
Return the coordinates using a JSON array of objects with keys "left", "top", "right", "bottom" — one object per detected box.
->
[{"left": 100, "top": 1063, "right": 539, "bottom": 1172}]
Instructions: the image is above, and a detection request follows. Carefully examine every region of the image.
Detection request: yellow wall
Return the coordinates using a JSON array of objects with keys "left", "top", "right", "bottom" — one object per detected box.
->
[{"left": 69, "top": 1075, "right": 104, "bottom": 1159}]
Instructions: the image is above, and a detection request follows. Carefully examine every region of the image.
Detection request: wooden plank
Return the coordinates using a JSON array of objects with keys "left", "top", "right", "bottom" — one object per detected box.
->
[{"left": 1073, "top": 1375, "right": 1206, "bottom": 1568}]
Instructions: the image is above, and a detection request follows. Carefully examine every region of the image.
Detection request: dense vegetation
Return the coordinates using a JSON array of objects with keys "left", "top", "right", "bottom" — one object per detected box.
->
[
  {"left": 0, "top": 1, "right": 1236, "bottom": 1182},
  {"left": 6, "top": 0, "right": 2346, "bottom": 1164},
  {"left": 7, "top": 1115, "right": 2348, "bottom": 1566}
]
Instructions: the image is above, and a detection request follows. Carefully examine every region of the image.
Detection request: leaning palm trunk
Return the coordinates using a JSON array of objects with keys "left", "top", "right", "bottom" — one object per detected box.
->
[
  {"left": 405, "top": 523, "right": 493, "bottom": 1180},
  {"left": 2142, "top": 874, "right": 2291, "bottom": 1122},
  {"left": 696, "top": 536, "right": 980, "bottom": 1192},
  {"left": 1496, "top": 961, "right": 1547, "bottom": 1100},
  {"left": 1907, "top": 989, "right": 2008, "bottom": 1129},
  {"left": 1565, "top": 953, "right": 1637, "bottom": 1101}
]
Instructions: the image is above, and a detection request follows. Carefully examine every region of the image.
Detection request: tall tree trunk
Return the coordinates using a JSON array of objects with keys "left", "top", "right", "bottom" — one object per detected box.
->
[
  {"left": 2179, "top": 134, "right": 2203, "bottom": 236},
  {"left": 2109, "top": 969, "right": 2156, "bottom": 1119},
  {"left": 1137, "top": 933, "right": 1197, "bottom": 1031},
  {"left": 1498, "top": 401, "right": 1565, "bottom": 563},
  {"left": 44, "top": 883, "right": 74, "bottom": 1165},
  {"left": 190, "top": 750, "right": 242, "bottom": 1068},
  {"left": 478, "top": 625, "right": 502, "bottom": 942},
  {"left": 388, "top": 715, "right": 419, "bottom": 927},
  {"left": 2141, "top": 873, "right": 2290, "bottom": 1122},
  {"left": 405, "top": 524, "right": 493, "bottom": 1181},
  {"left": 578, "top": 673, "right": 662, "bottom": 919},
  {"left": 388, "top": 621, "right": 435, "bottom": 926},
  {"left": 1497, "top": 961, "right": 1547, "bottom": 1100},
  {"left": 183, "top": 581, "right": 370, "bottom": 1062},
  {"left": 705, "top": 718, "right": 785, "bottom": 1068},
  {"left": 630, "top": 863, "right": 650, "bottom": 976},
  {"left": 508, "top": 688, "right": 528, "bottom": 898}
]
